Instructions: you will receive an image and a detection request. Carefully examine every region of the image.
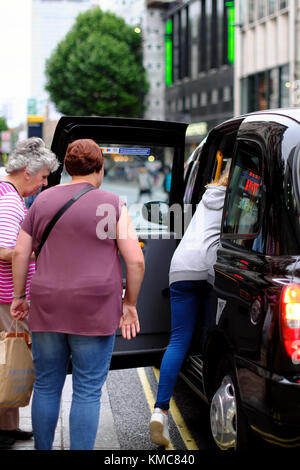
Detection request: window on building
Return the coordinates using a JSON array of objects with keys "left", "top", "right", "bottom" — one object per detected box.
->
[
  {"left": 222, "top": 0, "right": 228, "bottom": 64},
  {"left": 191, "top": 43, "right": 198, "bottom": 79},
  {"left": 190, "top": 0, "right": 200, "bottom": 78},
  {"left": 248, "top": 0, "right": 255, "bottom": 23},
  {"left": 241, "top": 78, "right": 248, "bottom": 114},
  {"left": 268, "top": 68, "right": 279, "bottom": 108},
  {"left": 206, "top": 90, "right": 211, "bottom": 104},
  {"left": 184, "top": 96, "right": 191, "bottom": 110},
  {"left": 180, "top": 7, "right": 190, "bottom": 78},
  {"left": 223, "top": 86, "right": 231, "bottom": 102},
  {"left": 268, "top": 0, "right": 276, "bottom": 15},
  {"left": 200, "top": 91, "right": 208, "bottom": 106},
  {"left": 258, "top": 72, "right": 268, "bottom": 110},
  {"left": 244, "top": 66, "right": 289, "bottom": 113},
  {"left": 279, "top": 0, "right": 288, "bottom": 8},
  {"left": 246, "top": 72, "right": 267, "bottom": 111},
  {"left": 258, "top": 0, "right": 265, "bottom": 18},
  {"left": 199, "top": 0, "right": 207, "bottom": 72},
  {"left": 211, "top": 88, "right": 218, "bottom": 104},
  {"left": 239, "top": 0, "right": 246, "bottom": 25},
  {"left": 280, "top": 64, "right": 290, "bottom": 107},
  {"left": 192, "top": 93, "right": 198, "bottom": 108},
  {"left": 206, "top": 0, "right": 212, "bottom": 70},
  {"left": 248, "top": 75, "right": 256, "bottom": 112},
  {"left": 210, "top": 0, "right": 218, "bottom": 68},
  {"left": 173, "top": 14, "right": 180, "bottom": 81}
]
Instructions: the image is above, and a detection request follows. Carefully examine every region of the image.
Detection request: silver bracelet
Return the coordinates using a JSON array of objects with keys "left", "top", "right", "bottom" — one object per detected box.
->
[{"left": 13, "top": 293, "right": 26, "bottom": 299}]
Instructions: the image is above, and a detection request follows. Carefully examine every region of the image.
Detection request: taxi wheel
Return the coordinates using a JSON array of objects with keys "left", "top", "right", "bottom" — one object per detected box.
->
[{"left": 209, "top": 354, "right": 249, "bottom": 452}]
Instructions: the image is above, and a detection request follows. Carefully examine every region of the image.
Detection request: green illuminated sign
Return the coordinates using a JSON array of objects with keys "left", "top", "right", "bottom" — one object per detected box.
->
[
  {"left": 226, "top": 1, "right": 235, "bottom": 64},
  {"left": 165, "top": 19, "right": 173, "bottom": 87}
]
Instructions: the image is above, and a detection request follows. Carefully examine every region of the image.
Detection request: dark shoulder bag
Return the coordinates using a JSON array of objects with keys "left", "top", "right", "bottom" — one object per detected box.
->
[{"left": 35, "top": 185, "right": 95, "bottom": 259}]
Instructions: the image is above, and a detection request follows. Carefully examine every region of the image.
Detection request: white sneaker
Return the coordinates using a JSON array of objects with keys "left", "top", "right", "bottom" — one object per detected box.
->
[{"left": 150, "top": 408, "right": 170, "bottom": 447}]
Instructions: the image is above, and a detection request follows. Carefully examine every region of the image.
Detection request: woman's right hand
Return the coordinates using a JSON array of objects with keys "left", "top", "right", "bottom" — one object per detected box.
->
[
  {"left": 10, "top": 298, "right": 29, "bottom": 321},
  {"left": 119, "top": 302, "right": 140, "bottom": 340}
]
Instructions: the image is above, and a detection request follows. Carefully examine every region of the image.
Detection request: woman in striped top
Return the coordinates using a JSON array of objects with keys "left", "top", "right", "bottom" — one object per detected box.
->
[{"left": 0, "top": 137, "right": 58, "bottom": 448}]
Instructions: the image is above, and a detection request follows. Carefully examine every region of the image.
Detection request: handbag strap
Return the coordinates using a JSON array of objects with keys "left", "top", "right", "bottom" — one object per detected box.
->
[
  {"left": 35, "top": 185, "right": 95, "bottom": 259},
  {"left": 0, "top": 180, "right": 18, "bottom": 192},
  {"left": 0, "top": 180, "right": 22, "bottom": 200}
]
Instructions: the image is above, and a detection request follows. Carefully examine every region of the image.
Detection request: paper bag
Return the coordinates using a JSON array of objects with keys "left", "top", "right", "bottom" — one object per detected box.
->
[{"left": 0, "top": 330, "right": 35, "bottom": 408}]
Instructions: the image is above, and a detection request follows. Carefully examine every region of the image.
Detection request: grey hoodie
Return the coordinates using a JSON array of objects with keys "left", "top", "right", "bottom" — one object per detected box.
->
[{"left": 169, "top": 185, "right": 226, "bottom": 286}]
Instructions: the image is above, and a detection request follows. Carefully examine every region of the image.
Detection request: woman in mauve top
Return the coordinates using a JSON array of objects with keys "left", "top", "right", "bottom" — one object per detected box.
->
[
  {"left": 10, "top": 139, "right": 145, "bottom": 450},
  {"left": 0, "top": 137, "right": 58, "bottom": 449}
]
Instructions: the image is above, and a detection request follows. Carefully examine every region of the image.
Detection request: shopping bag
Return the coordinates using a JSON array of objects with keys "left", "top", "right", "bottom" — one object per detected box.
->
[{"left": 0, "top": 322, "right": 35, "bottom": 408}]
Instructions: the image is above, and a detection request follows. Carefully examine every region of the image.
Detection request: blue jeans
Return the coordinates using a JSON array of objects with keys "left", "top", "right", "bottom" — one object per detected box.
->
[
  {"left": 155, "top": 280, "right": 212, "bottom": 411},
  {"left": 31, "top": 332, "right": 115, "bottom": 450}
]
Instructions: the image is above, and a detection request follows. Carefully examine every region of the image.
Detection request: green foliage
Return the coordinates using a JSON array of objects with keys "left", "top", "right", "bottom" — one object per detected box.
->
[
  {"left": 0, "top": 117, "right": 8, "bottom": 133},
  {"left": 45, "top": 7, "right": 149, "bottom": 117}
]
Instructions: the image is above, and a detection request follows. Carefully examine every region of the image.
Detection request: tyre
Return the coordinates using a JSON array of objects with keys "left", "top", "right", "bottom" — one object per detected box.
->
[{"left": 209, "top": 353, "right": 250, "bottom": 451}]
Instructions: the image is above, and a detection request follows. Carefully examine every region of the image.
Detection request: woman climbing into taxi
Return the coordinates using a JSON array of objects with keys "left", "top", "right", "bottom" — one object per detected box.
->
[{"left": 150, "top": 169, "right": 229, "bottom": 447}]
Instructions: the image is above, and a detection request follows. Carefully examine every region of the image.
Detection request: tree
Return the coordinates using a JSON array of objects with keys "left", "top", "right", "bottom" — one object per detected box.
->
[
  {"left": 0, "top": 117, "right": 8, "bottom": 133},
  {"left": 45, "top": 7, "right": 149, "bottom": 118},
  {"left": 0, "top": 117, "right": 8, "bottom": 166}
]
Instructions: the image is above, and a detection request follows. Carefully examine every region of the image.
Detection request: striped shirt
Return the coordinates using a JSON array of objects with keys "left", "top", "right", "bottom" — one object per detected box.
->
[{"left": 0, "top": 182, "right": 35, "bottom": 303}]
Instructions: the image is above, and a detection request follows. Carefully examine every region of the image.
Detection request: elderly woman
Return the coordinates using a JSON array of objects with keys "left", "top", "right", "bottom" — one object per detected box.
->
[
  {"left": 0, "top": 137, "right": 58, "bottom": 448},
  {"left": 10, "top": 138, "right": 145, "bottom": 450}
]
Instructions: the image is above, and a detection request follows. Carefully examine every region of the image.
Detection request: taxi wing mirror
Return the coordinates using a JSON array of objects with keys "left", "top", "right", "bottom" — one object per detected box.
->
[{"left": 142, "top": 201, "right": 169, "bottom": 225}]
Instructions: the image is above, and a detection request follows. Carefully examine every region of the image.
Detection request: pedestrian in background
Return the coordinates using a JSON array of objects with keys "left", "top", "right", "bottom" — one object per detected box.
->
[
  {"left": 163, "top": 166, "right": 172, "bottom": 198},
  {"left": 150, "top": 170, "right": 229, "bottom": 447},
  {"left": 0, "top": 137, "right": 58, "bottom": 449},
  {"left": 137, "top": 165, "right": 152, "bottom": 201},
  {"left": 11, "top": 139, "right": 145, "bottom": 450}
]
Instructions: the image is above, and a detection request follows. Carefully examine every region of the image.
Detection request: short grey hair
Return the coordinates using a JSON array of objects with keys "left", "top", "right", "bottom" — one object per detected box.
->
[{"left": 5, "top": 137, "right": 59, "bottom": 175}]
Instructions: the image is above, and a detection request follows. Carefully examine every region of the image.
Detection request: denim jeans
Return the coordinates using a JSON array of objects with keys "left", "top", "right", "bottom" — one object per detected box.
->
[
  {"left": 31, "top": 332, "right": 115, "bottom": 450},
  {"left": 155, "top": 280, "right": 212, "bottom": 411}
]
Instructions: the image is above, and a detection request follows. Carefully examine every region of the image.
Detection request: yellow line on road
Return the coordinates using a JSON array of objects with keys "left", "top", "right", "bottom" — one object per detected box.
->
[
  {"left": 137, "top": 367, "right": 174, "bottom": 450},
  {"left": 152, "top": 367, "right": 199, "bottom": 450},
  {"left": 137, "top": 367, "right": 199, "bottom": 450}
]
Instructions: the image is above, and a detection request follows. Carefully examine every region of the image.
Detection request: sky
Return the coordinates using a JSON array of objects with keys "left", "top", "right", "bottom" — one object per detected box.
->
[
  {"left": 0, "top": 0, "right": 32, "bottom": 126},
  {"left": 0, "top": 0, "right": 137, "bottom": 128}
]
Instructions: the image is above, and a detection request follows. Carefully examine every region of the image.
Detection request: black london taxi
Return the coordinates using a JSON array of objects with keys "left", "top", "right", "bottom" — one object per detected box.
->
[{"left": 48, "top": 109, "right": 300, "bottom": 451}]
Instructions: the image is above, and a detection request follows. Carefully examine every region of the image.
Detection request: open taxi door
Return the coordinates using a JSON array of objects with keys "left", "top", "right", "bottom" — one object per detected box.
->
[{"left": 49, "top": 116, "right": 187, "bottom": 369}]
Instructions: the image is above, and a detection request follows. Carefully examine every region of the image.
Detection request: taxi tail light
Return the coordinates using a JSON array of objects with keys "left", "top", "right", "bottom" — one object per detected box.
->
[{"left": 281, "top": 284, "right": 300, "bottom": 364}]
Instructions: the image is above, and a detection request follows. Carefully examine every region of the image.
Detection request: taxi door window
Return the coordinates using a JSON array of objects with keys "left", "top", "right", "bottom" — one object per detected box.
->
[
  {"left": 222, "top": 140, "right": 263, "bottom": 251},
  {"left": 60, "top": 144, "right": 174, "bottom": 232}
]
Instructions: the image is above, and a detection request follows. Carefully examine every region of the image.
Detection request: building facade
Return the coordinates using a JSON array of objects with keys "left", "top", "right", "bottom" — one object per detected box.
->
[
  {"left": 164, "top": 0, "right": 235, "bottom": 152},
  {"left": 235, "top": 0, "right": 300, "bottom": 116}
]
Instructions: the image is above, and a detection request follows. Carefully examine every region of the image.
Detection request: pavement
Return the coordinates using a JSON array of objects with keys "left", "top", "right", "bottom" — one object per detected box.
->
[{"left": 11, "top": 375, "right": 120, "bottom": 451}]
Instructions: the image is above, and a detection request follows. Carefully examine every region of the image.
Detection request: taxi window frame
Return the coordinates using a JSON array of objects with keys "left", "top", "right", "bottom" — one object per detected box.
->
[{"left": 183, "top": 141, "right": 206, "bottom": 205}]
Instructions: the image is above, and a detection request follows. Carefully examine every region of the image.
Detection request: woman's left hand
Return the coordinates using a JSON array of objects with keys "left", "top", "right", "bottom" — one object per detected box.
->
[
  {"left": 10, "top": 298, "right": 29, "bottom": 321},
  {"left": 119, "top": 302, "right": 140, "bottom": 340}
]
